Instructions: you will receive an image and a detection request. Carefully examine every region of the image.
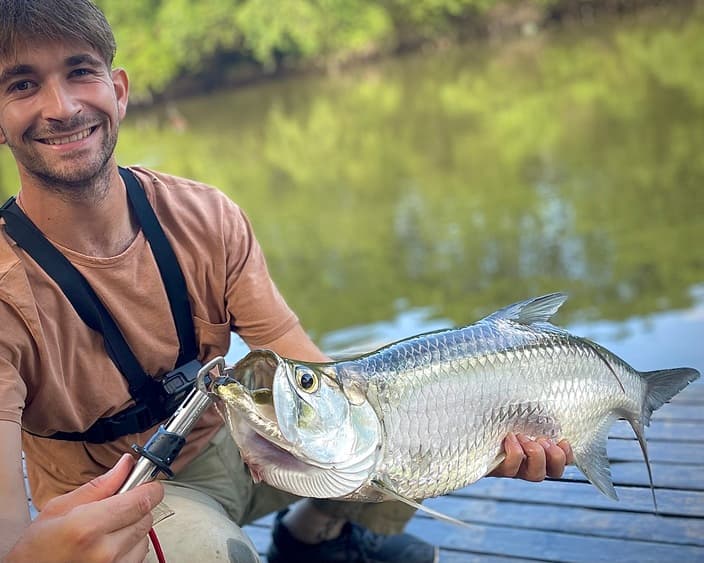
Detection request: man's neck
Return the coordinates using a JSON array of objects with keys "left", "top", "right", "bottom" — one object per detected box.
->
[{"left": 16, "top": 166, "right": 140, "bottom": 258}]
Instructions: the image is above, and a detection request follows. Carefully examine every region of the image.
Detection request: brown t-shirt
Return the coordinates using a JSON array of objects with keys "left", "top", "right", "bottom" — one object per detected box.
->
[{"left": 0, "top": 166, "right": 298, "bottom": 509}]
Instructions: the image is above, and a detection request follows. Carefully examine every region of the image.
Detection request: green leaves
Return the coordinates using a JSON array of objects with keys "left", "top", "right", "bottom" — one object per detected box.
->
[{"left": 95, "top": 0, "right": 562, "bottom": 100}]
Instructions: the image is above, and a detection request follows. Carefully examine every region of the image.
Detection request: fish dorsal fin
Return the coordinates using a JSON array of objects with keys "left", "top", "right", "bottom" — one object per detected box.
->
[
  {"left": 486, "top": 292, "right": 568, "bottom": 325},
  {"left": 371, "top": 480, "right": 473, "bottom": 530}
]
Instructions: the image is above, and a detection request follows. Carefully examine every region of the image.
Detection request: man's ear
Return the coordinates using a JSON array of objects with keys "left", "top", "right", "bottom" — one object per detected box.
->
[
  {"left": 0, "top": 128, "right": 6, "bottom": 145},
  {"left": 112, "top": 67, "right": 129, "bottom": 120}
]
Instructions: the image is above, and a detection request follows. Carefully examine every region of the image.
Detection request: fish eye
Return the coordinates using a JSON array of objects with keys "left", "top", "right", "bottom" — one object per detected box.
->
[{"left": 295, "top": 368, "right": 319, "bottom": 393}]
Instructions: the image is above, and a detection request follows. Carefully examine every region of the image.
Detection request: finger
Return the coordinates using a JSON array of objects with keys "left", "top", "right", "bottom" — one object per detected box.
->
[
  {"left": 60, "top": 479, "right": 162, "bottom": 547},
  {"left": 489, "top": 433, "right": 524, "bottom": 477},
  {"left": 29, "top": 483, "right": 161, "bottom": 563},
  {"left": 557, "top": 440, "right": 575, "bottom": 465},
  {"left": 516, "top": 434, "right": 547, "bottom": 482},
  {"left": 539, "top": 438, "right": 567, "bottom": 478},
  {"left": 41, "top": 454, "right": 135, "bottom": 517},
  {"left": 121, "top": 536, "right": 151, "bottom": 563},
  {"left": 80, "top": 481, "right": 163, "bottom": 535},
  {"left": 82, "top": 521, "right": 153, "bottom": 563},
  {"left": 104, "top": 512, "right": 155, "bottom": 561}
]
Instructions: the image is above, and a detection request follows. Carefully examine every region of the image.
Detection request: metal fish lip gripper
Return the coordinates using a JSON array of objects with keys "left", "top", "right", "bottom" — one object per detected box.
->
[{"left": 118, "top": 356, "right": 227, "bottom": 494}]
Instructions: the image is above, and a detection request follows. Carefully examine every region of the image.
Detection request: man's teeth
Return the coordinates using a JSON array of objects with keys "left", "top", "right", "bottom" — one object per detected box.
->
[{"left": 43, "top": 128, "right": 93, "bottom": 145}]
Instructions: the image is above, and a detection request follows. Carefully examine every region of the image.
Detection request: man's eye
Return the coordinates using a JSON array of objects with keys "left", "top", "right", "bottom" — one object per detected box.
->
[
  {"left": 71, "top": 68, "right": 92, "bottom": 77},
  {"left": 11, "top": 80, "right": 33, "bottom": 92}
]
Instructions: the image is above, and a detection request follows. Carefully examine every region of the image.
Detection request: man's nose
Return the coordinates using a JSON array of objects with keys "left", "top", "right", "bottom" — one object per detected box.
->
[{"left": 40, "top": 79, "right": 81, "bottom": 121}]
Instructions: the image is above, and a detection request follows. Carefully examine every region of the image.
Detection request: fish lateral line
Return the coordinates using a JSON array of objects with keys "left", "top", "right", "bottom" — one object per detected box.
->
[{"left": 583, "top": 339, "right": 626, "bottom": 394}]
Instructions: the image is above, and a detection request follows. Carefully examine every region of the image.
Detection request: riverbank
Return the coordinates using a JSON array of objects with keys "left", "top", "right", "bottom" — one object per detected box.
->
[{"left": 134, "top": 0, "right": 698, "bottom": 107}]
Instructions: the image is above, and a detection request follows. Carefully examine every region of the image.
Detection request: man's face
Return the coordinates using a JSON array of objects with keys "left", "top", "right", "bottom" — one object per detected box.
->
[{"left": 0, "top": 40, "right": 128, "bottom": 188}]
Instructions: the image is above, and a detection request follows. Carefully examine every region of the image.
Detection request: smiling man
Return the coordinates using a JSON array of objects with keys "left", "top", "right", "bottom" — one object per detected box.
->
[{"left": 0, "top": 2, "right": 572, "bottom": 562}]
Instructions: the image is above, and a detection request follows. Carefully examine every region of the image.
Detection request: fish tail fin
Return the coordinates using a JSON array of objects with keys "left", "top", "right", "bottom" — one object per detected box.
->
[
  {"left": 629, "top": 367, "right": 699, "bottom": 512},
  {"left": 573, "top": 416, "right": 618, "bottom": 501},
  {"left": 641, "top": 368, "right": 699, "bottom": 426}
]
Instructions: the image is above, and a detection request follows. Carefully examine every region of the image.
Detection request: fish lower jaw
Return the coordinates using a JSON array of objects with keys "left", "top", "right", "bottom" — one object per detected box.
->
[
  {"left": 228, "top": 418, "right": 376, "bottom": 499},
  {"left": 234, "top": 421, "right": 313, "bottom": 481}
]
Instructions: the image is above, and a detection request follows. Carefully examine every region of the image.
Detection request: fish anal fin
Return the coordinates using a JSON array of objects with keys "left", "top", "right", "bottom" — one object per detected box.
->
[
  {"left": 627, "top": 416, "right": 658, "bottom": 512},
  {"left": 573, "top": 420, "right": 618, "bottom": 501},
  {"left": 371, "top": 480, "right": 473, "bottom": 530}
]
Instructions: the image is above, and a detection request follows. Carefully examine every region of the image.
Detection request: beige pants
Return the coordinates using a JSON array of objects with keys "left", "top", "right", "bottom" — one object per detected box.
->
[{"left": 146, "top": 426, "right": 416, "bottom": 562}]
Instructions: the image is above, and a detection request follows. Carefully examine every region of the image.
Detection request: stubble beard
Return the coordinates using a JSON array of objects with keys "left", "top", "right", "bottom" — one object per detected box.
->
[{"left": 4, "top": 115, "right": 119, "bottom": 205}]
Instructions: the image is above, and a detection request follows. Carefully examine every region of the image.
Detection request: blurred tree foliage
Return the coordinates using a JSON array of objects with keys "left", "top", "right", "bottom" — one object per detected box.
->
[
  {"left": 0, "top": 3, "right": 701, "bottom": 342},
  {"left": 95, "top": 0, "right": 569, "bottom": 101}
]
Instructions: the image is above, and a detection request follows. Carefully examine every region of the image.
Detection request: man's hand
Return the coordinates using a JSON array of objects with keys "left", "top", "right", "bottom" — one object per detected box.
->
[
  {"left": 489, "top": 433, "right": 574, "bottom": 481},
  {"left": 5, "top": 454, "right": 164, "bottom": 563}
]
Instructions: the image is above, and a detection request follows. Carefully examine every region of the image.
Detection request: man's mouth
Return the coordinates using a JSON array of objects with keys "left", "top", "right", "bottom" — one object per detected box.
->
[{"left": 38, "top": 126, "right": 96, "bottom": 146}]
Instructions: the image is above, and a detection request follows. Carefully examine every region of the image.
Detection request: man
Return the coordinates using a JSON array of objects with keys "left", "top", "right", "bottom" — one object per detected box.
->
[{"left": 0, "top": 1, "right": 573, "bottom": 562}]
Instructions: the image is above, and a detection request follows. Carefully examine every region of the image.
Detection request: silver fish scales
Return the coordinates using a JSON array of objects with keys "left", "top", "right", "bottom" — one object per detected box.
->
[{"left": 214, "top": 293, "right": 699, "bottom": 509}]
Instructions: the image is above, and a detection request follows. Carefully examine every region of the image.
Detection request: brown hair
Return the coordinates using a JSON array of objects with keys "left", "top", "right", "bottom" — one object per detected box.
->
[{"left": 0, "top": 0, "right": 116, "bottom": 65}]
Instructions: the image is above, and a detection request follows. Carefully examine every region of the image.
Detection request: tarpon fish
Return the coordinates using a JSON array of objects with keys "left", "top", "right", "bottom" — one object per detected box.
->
[{"left": 213, "top": 293, "right": 699, "bottom": 513}]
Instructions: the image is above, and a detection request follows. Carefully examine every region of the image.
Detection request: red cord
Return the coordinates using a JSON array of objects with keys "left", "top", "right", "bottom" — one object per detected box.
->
[{"left": 149, "top": 527, "right": 167, "bottom": 563}]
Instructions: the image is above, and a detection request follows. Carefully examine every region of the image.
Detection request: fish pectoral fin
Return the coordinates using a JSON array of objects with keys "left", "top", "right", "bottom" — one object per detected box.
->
[
  {"left": 371, "top": 480, "right": 473, "bottom": 530},
  {"left": 484, "top": 452, "right": 506, "bottom": 477}
]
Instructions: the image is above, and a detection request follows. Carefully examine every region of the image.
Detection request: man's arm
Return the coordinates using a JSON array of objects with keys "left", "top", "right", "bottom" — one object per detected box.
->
[
  {"left": 254, "top": 323, "right": 573, "bottom": 482},
  {"left": 0, "top": 421, "right": 31, "bottom": 558},
  {"left": 257, "top": 322, "right": 330, "bottom": 363},
  {"left": 0, "top": 421, "right": 164, "bottom": 563}
]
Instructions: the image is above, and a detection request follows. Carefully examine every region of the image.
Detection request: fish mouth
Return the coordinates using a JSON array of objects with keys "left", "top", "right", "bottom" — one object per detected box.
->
[
  {"left": 214, "top": 353, "right": 292, "bottom": 452},
  {"left": 213, "top": 351, "right": 336, "bottom": 470}
]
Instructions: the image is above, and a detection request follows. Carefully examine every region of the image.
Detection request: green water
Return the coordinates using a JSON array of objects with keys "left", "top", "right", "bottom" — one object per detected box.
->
[{"left": 1, "top": 9, "right": 703, "bottom": 367}]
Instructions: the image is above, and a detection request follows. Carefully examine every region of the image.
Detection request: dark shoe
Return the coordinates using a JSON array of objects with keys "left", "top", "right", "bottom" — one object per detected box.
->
[{"left": 266, "top": 509, "right": 439, "bottom": 563}]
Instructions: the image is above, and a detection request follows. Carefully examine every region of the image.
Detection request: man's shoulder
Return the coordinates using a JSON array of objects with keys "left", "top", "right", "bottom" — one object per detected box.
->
[
  {"left": 125, "top": 165, "right": 251, "bottom": 246},
  {"left": 128, "top": 166, "right": 236, "bottom": 208}
]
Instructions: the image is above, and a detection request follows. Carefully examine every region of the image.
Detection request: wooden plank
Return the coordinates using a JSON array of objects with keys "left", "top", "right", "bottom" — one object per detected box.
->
[
  {"left": 609, "top": 420, "right": 702, "bottom": 441},
  {"left": 246, "top": 507, "right": 704, "bottom": 562},
  {"left": 420, "top": 495, "right": 704, "bottom": 546},
  {"left": 438, "top": 552, "right": 540, "bottom": 563},
  {"left": 561, "top": 462, "right": 704, "bottom": 491},
  {"left": 403, "top": 517, "right": 704, "bottom": 563},
  {"left": 603, "top": 437, "right": 704, "bottom": 464},
  {"left": 451, "top": 479, "right": 704, "bottom": 517},
  {"left": 649, "top": 404, "right": 703, "bottom": 421}
]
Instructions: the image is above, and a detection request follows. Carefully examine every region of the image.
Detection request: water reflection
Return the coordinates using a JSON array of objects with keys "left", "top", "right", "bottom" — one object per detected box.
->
[{"left": 0, "top": 8, "right": 702, "bottom": 363}]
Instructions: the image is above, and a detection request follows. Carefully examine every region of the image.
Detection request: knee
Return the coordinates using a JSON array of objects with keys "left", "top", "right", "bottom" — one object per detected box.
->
[
  {"left": 147, "top": 523, "right": 260, "bottom": 563},
  {"left": 149, "top": 493, "right": 260, "bottom": 562}
]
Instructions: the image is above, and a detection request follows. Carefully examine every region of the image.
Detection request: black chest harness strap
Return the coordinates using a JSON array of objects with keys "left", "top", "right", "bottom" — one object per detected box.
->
[{"left": 0, "top": 167, "right": 201, "bottom": 443}]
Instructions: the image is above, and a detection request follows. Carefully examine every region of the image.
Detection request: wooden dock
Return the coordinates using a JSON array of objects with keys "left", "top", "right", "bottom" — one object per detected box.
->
[
  {"left": 243, "top": 377, "right": 704, "bottom": 562},
  {"left": 23, "top": 378, "right": 702, "bottom": 562}
]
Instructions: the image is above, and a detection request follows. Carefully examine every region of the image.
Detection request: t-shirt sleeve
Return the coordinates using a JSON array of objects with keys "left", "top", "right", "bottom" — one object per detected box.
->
[
  {"left": 0, "top": 301, "right": 29, "bottom": 424},
  {"left": 222, "top": 201, "right": 299, "bottom": 346}
]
